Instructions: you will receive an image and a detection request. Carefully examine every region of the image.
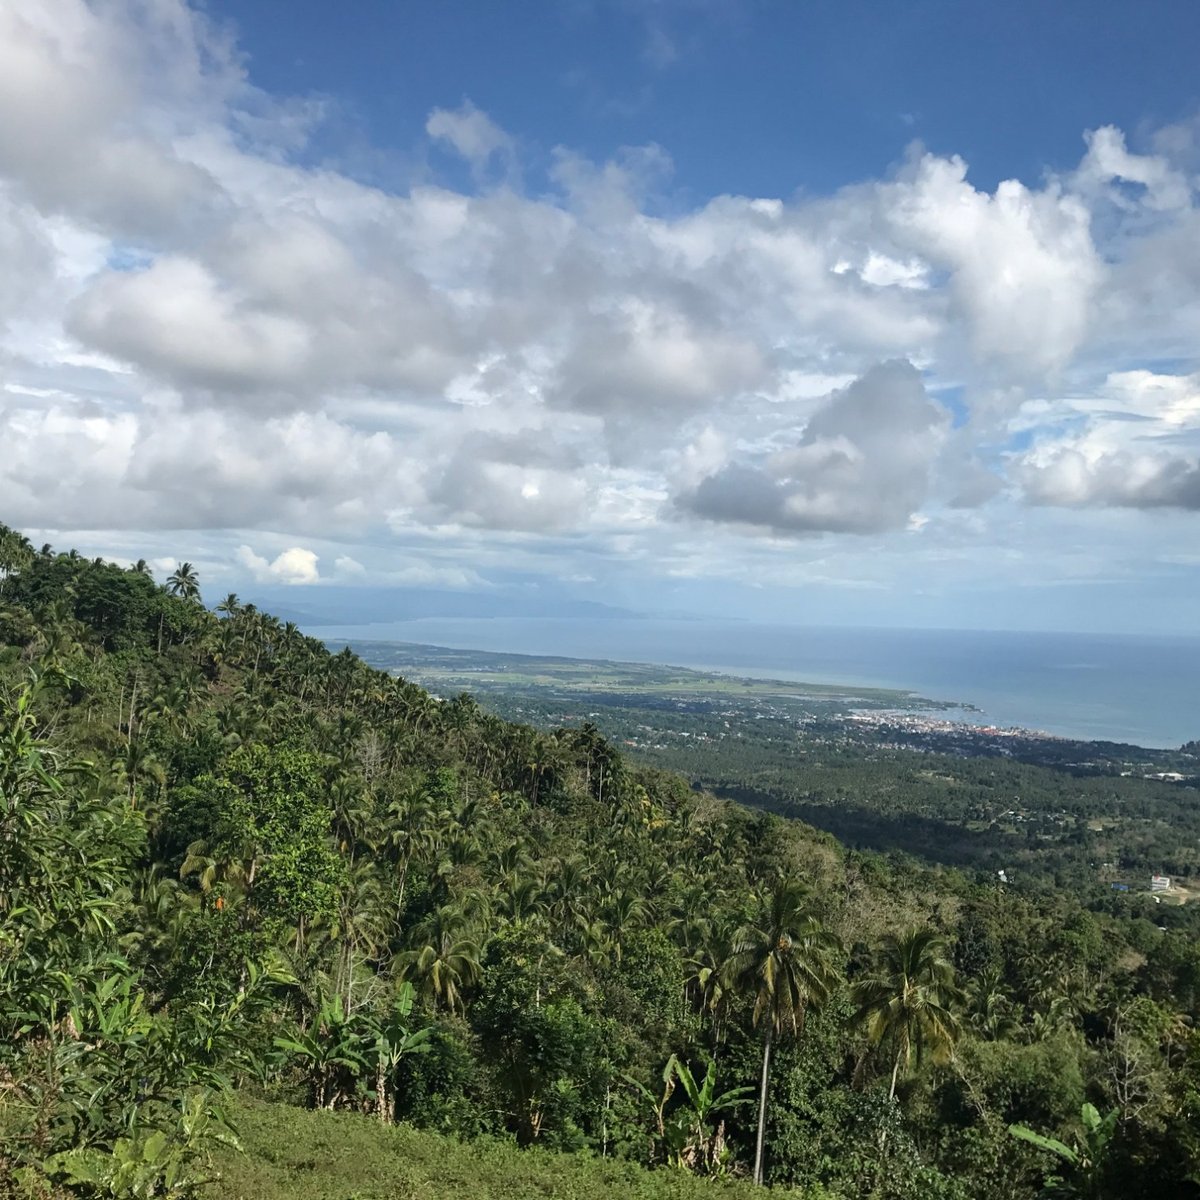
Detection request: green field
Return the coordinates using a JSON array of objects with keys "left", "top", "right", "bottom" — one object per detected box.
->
[
  {"left": 336, "top": 639, "right": 948, "bottom": 710},
  {"left": 207, "top": 1100, "right": 802, "bottom": 1200}
]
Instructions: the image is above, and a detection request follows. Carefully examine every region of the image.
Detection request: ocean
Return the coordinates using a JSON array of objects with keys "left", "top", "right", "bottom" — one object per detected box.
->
[{"left": 305, "top": 618, "right": 1200, "bottom": 750}]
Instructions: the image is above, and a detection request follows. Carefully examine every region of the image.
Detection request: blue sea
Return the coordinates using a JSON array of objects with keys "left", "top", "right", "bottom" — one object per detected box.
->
[{"left": 307, "top": 619, "right": 1200, "bottom": 749}]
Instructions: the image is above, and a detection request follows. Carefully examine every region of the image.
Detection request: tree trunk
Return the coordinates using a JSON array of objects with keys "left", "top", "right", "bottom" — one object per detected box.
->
[
  {"left": 754, "top": 1025, "right": 773, "bottom": 1185},
  {"left": 376, "top": 1060, "right": 390, "bottom": 1124},
  {"left": 127, "top": 674, "right": 138, "bottom": 748},
  {"left": 889, "top": 1033, "right": 909, "bottom": 1102}
]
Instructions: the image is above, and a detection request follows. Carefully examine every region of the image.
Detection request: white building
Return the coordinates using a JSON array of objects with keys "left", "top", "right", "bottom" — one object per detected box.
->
[{"left": 1151, "top": 874, "right": 1171, "bottom": 892}]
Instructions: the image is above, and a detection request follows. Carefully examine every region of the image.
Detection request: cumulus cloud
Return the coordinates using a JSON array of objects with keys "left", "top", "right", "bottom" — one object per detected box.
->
[
  {"left": 69, "top": 256, "right": 311, "bottom": 393},
  {"left": 0, "top": 0, "right": 226, "bottom": 235},
  {"left": 68, "top": 220, "right": 474, "bottom": 402},
  {"left": 1022, "top": 447, "right": 1200, "bottom": 510},
  {"left": 1018, "top": 370, "right": 1200, "bottom": 511},
  {"left": 880, "top": 150, "right": 1103, "bottom": 377},
  {"left": 1, "top": 0, "right": 1199, "bottom": 595},
  {"left": 677, "top": 361, "right": 947, "bottom": 534},
  {"left": 1075, "top": 125, "right": 1192, "bottom": 214},
  {"left": 334, "top": 554, "right": 366, "bottom": 577},
  {"left": 386, "top": 562, "right": 488, "bottom": 588},
  {"left": 236, "top": 544, "right": 321, "bottom": 585},
  {"left": 0, "top": 396, "right": 412, "bottom": 531}
]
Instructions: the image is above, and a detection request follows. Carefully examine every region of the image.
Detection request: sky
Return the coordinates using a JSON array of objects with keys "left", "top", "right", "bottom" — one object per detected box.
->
[{"left": 2, "top": 0, "right": 1200, "bottom": 633}]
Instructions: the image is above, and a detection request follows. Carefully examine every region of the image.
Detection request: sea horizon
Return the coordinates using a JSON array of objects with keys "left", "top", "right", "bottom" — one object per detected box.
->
[{"left": 303, "top": 617, "right": 1200, "bottom": 750}]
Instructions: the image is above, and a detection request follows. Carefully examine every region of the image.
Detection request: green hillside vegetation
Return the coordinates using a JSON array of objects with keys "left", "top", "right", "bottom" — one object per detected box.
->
[
  {"left": 1, "top": 522, "right": 1198, "bottom": 1199},
  {"left": 378, "top": 643, "right": 1200, "bottom": 896}
]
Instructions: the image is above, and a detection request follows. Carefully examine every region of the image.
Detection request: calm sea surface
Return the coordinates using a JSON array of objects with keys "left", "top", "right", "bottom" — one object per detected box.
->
[{"left": 308, "top": 619, "right": 1200, "bottom": 749}]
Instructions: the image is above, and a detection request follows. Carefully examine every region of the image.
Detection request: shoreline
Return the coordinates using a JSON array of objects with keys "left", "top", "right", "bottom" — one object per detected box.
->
[{"left": 330, "top": 635, "right": 1190, "bottom": 755}]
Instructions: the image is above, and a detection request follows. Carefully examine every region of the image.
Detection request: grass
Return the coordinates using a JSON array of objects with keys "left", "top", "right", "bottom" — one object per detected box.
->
[{"left": 205, "top": 1100, "right": 803, "bottom": 1200}]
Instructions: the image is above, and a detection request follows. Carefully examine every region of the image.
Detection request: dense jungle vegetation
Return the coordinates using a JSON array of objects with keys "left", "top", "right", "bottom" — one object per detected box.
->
[{"left": 1, "top": 522, "right": 1198, "bottom": 1198}]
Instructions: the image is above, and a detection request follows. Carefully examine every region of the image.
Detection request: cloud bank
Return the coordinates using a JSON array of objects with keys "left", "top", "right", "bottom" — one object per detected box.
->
[{"left": 1, "top": 0, "right": 1199, "bottom": 603}]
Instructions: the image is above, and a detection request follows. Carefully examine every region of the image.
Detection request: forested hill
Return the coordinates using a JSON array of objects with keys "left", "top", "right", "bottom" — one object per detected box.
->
[{"left": 1, "top": 524, "right": 1198, "bottom": 1199}]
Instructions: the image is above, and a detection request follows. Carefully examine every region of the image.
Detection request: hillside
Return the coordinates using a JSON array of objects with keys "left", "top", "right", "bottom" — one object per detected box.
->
[
  {"left": 1, "top": 523, "right": 1198, "bottom": 1199},
  {"left": 205, "top": 1098, "right": 783, "bottom": 1200},
  {"left": 348, "top": 639, "right": 1200, "bottom": 893}
]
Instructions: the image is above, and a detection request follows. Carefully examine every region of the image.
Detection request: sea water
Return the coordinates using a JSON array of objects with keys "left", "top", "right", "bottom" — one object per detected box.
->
[{"left": 307, "top": 618, "right": 1200, "bottom": 749}]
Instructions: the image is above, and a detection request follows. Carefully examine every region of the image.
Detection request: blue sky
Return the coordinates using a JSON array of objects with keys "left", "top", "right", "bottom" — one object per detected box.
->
[
  {"left": 2, "top": 0, "right": 1200, "bottom": 633},
  {"left": 220, "top": 0, "right": 1199, "bottom": 197}
]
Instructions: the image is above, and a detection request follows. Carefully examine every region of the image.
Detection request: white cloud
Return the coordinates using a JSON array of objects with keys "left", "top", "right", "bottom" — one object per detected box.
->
[
  {"left": 424, "top": 432, "right": 593, "bottom": 532},
  {"left": 676, "top": 361, "right": 948, "bottom": 534},
  {"left": 0, "top": 0, "right": 1198, "bottom": 608},
  {"left": 69, "top": 256, "right": 311, "bottom": 392},
  {"left": 1075, "top": 125, "right": 1191, "bottom": 213},
  {"left": 880, "top": 150, "right": 1102, "bottom": 377},
  {"left": 386, "top": 562, "right": 487, "bottom": 589},
  {"left": 334, "top": 554, "right": 366, "bottom": 577},
  {"left": 236, "top": 544, "right": 321, "bottom": 585},
  {"left": 426, "top": 101, "right": 515, "bottom": 181},
  {"left": 1018, "top": 370, "right": 1200, "bottom": 511},
  {"left": 0, "top": 0, "right": 227, "bottom": 235},
  {"left": 1021, "top": 447, "right": 1200, "bottom": 510},
  {"left": 0, "top": 395, "right": 413, "bottom": 532}
]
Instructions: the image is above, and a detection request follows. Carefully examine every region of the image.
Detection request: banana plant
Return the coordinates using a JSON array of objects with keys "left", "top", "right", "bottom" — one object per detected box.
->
[
  {"left": 367, "top": 981, "right": 433, "bottom": 1124},
  {"left": 627, "top": 1053, "right": 752, "bottom": 1174},
  {"left": 1009, "top": 1102, "right": 1118, "bottom": 1198},
  {"left": 667, "top": 1053, "right": 754, "bottom": 1174},
  {"left": 274, "top": 992, "right": 367, "bottom": 1110},
  {"left": 626, "top": 1052, "right": 677, "bottom": 1140}
]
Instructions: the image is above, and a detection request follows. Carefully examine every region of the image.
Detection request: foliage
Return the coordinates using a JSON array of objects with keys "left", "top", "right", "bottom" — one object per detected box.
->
[
  {"left": 1, "top": 523, "right": 1198, "bottom": 1197},
  {"left": 1009, "top": 1103, "right": 1118, "bottom": 1198}
]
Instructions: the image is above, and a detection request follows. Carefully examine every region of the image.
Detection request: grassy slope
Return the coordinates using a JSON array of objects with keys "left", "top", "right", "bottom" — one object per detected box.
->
[{"left": 207, "top": 1101, "right": 796, "bottom": 1200}]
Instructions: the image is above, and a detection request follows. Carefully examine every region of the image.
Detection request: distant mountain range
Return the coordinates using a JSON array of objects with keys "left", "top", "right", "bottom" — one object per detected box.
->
[{"left": 243, "top": 585, "right": 642, "bottom": 626}]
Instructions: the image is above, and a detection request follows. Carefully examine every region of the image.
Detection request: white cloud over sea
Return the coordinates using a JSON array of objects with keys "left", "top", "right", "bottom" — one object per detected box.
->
[{"left": 1, "top": 0, "right": 1199, "bottom": 628}]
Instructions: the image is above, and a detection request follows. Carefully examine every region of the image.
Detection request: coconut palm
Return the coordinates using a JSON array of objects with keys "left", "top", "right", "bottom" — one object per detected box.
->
[
  {"left": 167, "top": 562, "right": 200, "bottom": 601},
  {"left": 852, "top": 927, "right": 964, "bottom": 1100},
  {"left": 967, "top": 968, "right": 1020, "bottom": 1041},
  {"left": 111, "top": 736, "right": 165, "bottom": 809},
  {"left": 0, "top": 526, "right": 34, "bottom": 578},
  {"left": 725, "top": 879, "right": 842, "bottom": 1185}
]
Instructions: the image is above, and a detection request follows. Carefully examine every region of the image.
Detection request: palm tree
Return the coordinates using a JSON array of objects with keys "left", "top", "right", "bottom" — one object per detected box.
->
[
  {"left": 0, "top": 526, "right": 34, "bottom": 578},
  {"left": 398, "top": 905, "right": 482, "bottom": 1015},
  {"left": 179, "top": 839, "right": 251, "bottom": 900},
  {"left": 686, "top": 927, "right": 735, "bottom": 1030},
  {"left": 167, "top": 562, "right": 200, "bottom": 601},
  {"left": 852, "top": 927, "right": 963, "bottom": 1101},
  {"left": 967, "top": 968, "right": 1020, "bottom": 1042},
  {"left": 495, "top": 876, "right": 547, "bottom": 925},
  {"left": 725, "top": 879, "right": 842, "bottom": 1185},
  {"left": 111, "top": 737, "right": 165, "bottom": 809}
]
